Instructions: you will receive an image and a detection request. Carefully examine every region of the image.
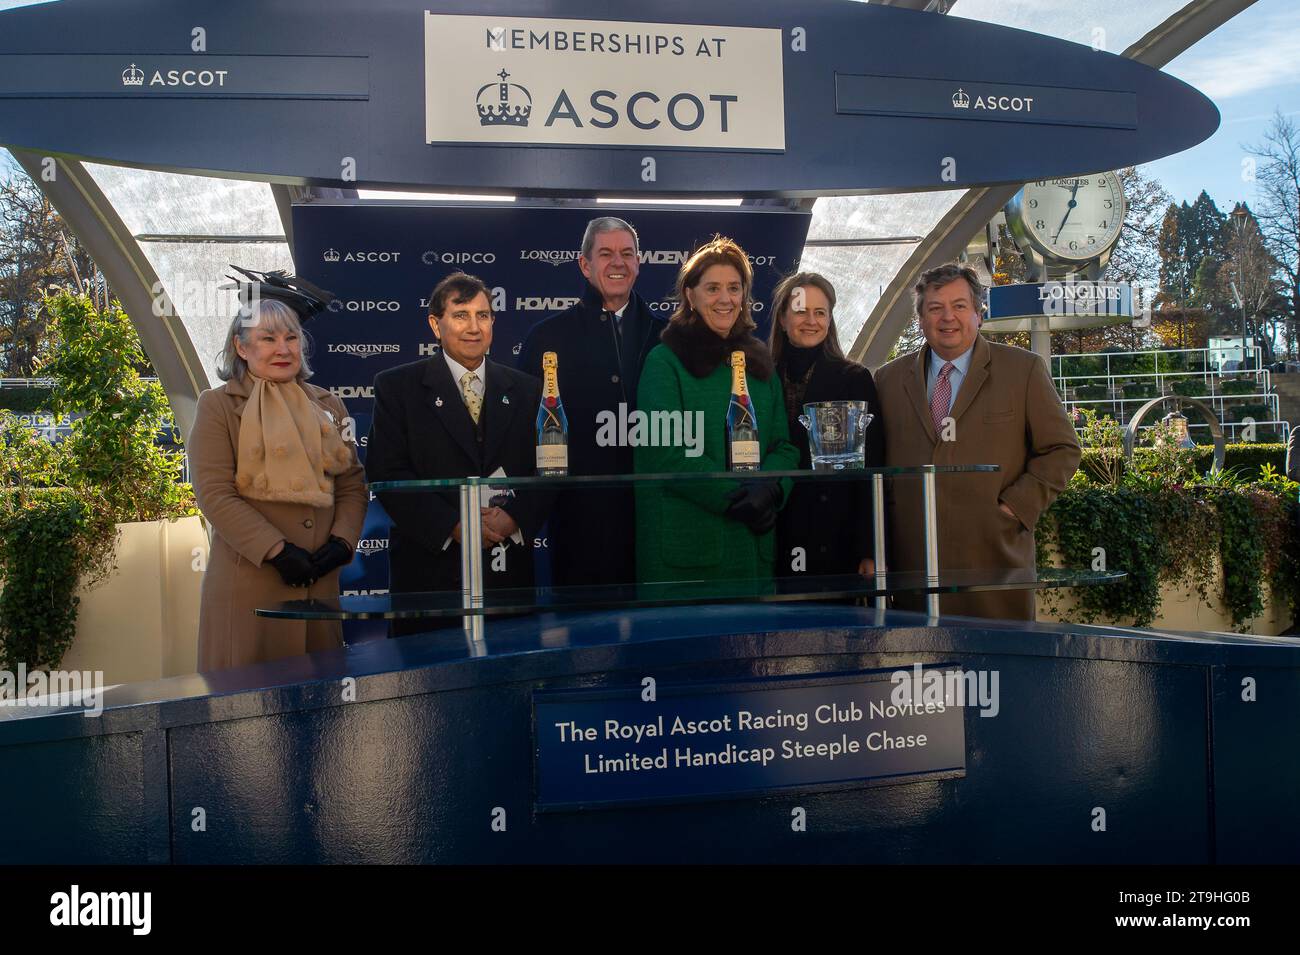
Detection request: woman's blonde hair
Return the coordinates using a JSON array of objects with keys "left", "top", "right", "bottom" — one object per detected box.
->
[
  {"left": 668, "top": 236, "right": 755, "bottom": 333},
  {"left": 216, "top": 299, "right": 313, "bottom": 382}
]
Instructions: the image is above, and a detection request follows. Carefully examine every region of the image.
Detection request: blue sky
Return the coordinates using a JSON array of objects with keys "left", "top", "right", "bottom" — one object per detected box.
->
[
  {"left": 0, "top": 0, "right": 1295, "bottom": 216},
  {"left": 1142, "top": 0, "right": 1300, "bottom": 211}
]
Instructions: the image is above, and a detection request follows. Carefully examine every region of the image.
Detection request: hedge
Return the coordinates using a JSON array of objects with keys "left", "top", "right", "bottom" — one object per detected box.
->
[
  {"left": 0, "top": 487, "right": 116, "bottom": 672},
  {"left": 1080, "top": 443, "right": 1287, "bottom": 480},
  {"left": 1074, "top": 384, "right": 1109, "bottom": 400},
  {"left": 1221, "top": 378, "right": 1259, "bottom": 395},
  {"left": 1171, "top": 378, "right": 1211, "bottom": 397}
]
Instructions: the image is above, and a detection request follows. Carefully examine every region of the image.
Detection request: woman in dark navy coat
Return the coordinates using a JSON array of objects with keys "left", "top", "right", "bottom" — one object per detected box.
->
[{"left": 769, "top": 272, "right": 886, "bottom": 579}]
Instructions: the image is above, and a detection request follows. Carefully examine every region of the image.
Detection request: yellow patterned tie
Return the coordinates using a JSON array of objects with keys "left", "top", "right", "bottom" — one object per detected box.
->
[{"left": 460, "top": 371, "right": 482, "bottom": 425}]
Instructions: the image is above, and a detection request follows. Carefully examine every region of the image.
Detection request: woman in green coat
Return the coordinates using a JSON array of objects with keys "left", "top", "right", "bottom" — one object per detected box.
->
[{"left": 634, "top": 236, "right": 800, "bottom": 585}]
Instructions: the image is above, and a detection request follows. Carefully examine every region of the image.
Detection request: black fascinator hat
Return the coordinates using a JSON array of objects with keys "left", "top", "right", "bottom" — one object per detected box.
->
[{"left": 221, "top": 266, "right": 336, "bottom": 322}]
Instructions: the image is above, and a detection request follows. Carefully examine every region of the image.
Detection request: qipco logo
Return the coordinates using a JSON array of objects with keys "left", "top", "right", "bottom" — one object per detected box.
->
[
  {"left": 328, "top": 300, "right": 403, "bottom": 314},
  {"left": 422, "top": 251, "right": 497, "bottom": 266}
]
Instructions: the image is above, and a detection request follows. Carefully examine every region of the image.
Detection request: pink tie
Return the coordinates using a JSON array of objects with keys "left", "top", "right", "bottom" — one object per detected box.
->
[{"left": 931, "top": 361, "right": 954, "bottom": 436}]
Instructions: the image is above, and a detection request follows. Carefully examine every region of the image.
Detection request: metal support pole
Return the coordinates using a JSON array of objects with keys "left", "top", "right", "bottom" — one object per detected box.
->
[
  {"left": 459, "top": 481, "right": 485, "bottom": 642},
  {"left": 872, "top": 473, "right": 887, "bottom": 612},
  {"left": 1030, "top": 314, "right": 1051, "bottom": 364},
  {"left": 922, "top": 469, "right": 940, "bottom": 619}
]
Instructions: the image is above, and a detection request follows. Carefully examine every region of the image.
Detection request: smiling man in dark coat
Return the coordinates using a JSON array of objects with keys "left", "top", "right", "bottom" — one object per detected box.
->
[
  {"left": 367, "top": 271, "right": 548, "bottom": 635},
  {"left": 517, "top": 217, "right": 667, "bottom": 588}
]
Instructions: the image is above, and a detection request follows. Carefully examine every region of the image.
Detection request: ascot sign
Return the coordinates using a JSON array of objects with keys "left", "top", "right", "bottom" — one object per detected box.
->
[
  {"left": 424, "top": 15, "right": 785, "bottom": 150},
  {"left": 0, "top": 0, "right": 1219, "bottom": 196}
]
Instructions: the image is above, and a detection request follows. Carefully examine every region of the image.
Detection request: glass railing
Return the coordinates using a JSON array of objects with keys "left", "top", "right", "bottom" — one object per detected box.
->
[
  {"left": 368, "top": 464, "right": 997, "bottom": 490},
  {"left": 257, "top": 466, "right": 1127, "bottom": 633},
  {"left": 259, "top": 568, "right": 1124, "bottom": 621}
]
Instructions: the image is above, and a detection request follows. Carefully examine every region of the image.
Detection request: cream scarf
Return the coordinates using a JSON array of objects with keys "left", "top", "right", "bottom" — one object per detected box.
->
[{"left": 234, "top": 376, "right": 353, "bottom": 508}]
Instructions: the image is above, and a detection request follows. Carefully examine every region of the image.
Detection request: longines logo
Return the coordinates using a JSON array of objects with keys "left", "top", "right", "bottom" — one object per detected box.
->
[
  {"left": 327, "top": 300, "right": 403, "bottom": 313},
  {"left": 356, "top": 538, "right": 390, "bottom": 555},
  {"left": 477, "top": 70, "right": 533, "bottom": 127},
  {"left": 423, "top": 250, "right": 497, "bottom": 266},
  {"left": 951, "top": 87, "right": 1034, "bottom": 113},
  {"left": 519, "top": 249, "right": 581, "bottom": 267},
  {"left": 515, "top": 249, "right": 775, "bottom": 268},
  {"left": 121, "top": 62, "right": 229, "bottom": 88},
  {"left": 330, "top": 386, "right": 375, "bottom": 399},
  {"left": 326, "top": 343, "right": 401, "bottom": 359},
  {"left": 516, "top": 296, "right": 580, "bottom": 311},
  {"left": 323, "top": 249, "right": 401, "bottom": 263}
]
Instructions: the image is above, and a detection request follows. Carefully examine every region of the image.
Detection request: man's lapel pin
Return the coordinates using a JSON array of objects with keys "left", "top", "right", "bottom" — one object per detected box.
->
[{"left": 435, "top": 397, "right": 444, "bottom": 407}]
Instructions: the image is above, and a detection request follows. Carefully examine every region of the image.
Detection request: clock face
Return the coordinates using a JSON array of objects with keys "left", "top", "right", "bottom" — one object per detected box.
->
[{"left": 1014, "top": 173, "right": 1126, "bottom": 262}]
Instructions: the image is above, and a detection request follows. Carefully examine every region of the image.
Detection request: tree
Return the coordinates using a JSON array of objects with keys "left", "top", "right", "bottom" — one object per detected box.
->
[
  {"left": 1248, "top": 110, "right": 1300, "bottom": 360},
  {"left": 1108, "top": 165, "right": 1171, "bottom": 293},
  {"left": 0, "top": 159, "right": 109, "bottom": 377},
  {"left": 1218, "top": 202, "right": 1285, "bottom": 363},
  {"left": 1151, "top": 307, "right": 1209, "bottom": 350},
  {"left": 1158, "top": 190, "right": 1231, "bottom": 315},
  {"left": 1158, "top": 203, "right": 1193, "bottom": 305},
  {"left": 1184, "top": 190, "right": 1228, "bottom": 270}
]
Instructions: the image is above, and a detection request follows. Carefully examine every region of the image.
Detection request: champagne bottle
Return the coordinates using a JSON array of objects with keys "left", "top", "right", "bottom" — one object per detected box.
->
[
  {"left": 535, "top": 351, "right": 569, "bottom": 475},
  {"left": 727, "top": 350, "right": 760, "bottom": 471}
]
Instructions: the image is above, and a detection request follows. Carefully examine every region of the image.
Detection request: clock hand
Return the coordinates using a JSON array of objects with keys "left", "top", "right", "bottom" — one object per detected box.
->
[{"left": 1054, "top": 182, "right": 1081, "bottom": 243}]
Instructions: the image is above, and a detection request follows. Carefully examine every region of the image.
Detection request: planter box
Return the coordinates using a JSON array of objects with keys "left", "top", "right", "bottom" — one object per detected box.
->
[
  {"left": 60, "top": 516, "right": 206, "bottom": 684},
  {"left": 1037, "top": 546, "right": 1294, "bottom": 636}
]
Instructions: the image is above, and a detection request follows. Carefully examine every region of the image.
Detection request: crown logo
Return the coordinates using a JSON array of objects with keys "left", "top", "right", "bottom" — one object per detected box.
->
[
  {"left": 122, "top": 63, "right": 145, "bottom": 87},
  {"left": 952, "top": 88, "right": 970, "bottom": 109},
  {"left": 323, "top": 248, "right": 340, "bottom": 263},
  {"left": 476, "top": 70, "right": 532, "bottom": 127}
]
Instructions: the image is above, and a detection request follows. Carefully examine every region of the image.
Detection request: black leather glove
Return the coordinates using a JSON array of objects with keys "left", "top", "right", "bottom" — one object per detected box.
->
[
  {"left": 724, "top": 480, "right": 783, "bottom": 535},
  {"left": 310, "top": 536, "right": 354, "bottom": 578},
  {"left": 269, "top": 542, "right": 317, "bottom": 587}
]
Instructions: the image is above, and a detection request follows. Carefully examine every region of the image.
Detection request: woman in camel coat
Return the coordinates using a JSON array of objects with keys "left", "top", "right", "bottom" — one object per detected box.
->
[{"left": 188, "top": 291, "right": 368, "bottom": 672}]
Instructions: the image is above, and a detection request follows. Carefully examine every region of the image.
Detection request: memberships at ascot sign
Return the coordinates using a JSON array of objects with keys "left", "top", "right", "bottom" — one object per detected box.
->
[
  {"left": 0, "top": 0, "right": 1218, "bottom": 196},
  {"left": 426, "top": 16, "right": 784, "bottom": 151}
]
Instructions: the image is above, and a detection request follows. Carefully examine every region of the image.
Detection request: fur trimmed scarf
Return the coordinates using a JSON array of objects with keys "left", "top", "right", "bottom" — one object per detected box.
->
[
  {"left": 235, "top": 377, "right": 354, "bottom": 508},
  {"left": 660, "top": 317, "right": 775, "bottom": 381}
]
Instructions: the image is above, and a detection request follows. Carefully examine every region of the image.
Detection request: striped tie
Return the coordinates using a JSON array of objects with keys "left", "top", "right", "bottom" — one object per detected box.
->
[{"left": 931, "top": 361, "right": 954, "bottom": 437}]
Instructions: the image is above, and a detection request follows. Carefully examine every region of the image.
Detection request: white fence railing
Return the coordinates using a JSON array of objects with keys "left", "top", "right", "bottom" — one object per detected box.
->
[{"left": 1052, "top": 346, "right": 1290, "bottom": 440}]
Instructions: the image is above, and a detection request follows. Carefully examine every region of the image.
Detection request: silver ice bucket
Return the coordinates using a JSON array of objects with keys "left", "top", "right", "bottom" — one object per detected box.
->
[{"left": 797, "top": 400, "right": 874, "bottom": 471}]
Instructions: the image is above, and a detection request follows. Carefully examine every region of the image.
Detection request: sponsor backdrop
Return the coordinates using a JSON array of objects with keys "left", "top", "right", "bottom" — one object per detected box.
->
[{"left": 293, "top": 202, "right": 811, "bottom": 636}]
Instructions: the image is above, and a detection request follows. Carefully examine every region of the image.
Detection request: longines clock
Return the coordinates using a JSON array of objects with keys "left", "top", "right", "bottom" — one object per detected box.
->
[{"left": 1004, "top": 171, "right": 1126, "bottom": 280}]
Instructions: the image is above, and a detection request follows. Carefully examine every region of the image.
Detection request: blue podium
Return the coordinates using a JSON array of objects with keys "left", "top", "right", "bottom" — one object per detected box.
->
[{"left": 2, "top": 604, "right": 1297, "bottom": 864}]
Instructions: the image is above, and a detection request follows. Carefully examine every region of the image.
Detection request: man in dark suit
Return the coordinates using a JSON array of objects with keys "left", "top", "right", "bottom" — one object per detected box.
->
[
  {"left": 517, "top": 217, "right": 666, "bottom": 587},
  {"left": 367, "top": 272, "right": 547, "bottom": 635}
]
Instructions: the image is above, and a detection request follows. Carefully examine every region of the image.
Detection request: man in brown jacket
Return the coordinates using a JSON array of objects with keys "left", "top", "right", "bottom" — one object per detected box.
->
[{"left": 874, "top": 263, "right": 1081, "bottom": 620}]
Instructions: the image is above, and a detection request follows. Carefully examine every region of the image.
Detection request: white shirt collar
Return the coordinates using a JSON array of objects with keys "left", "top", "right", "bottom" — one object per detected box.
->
[{"left": 443, "top": 351, "right": 485, "bottom": 390}]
